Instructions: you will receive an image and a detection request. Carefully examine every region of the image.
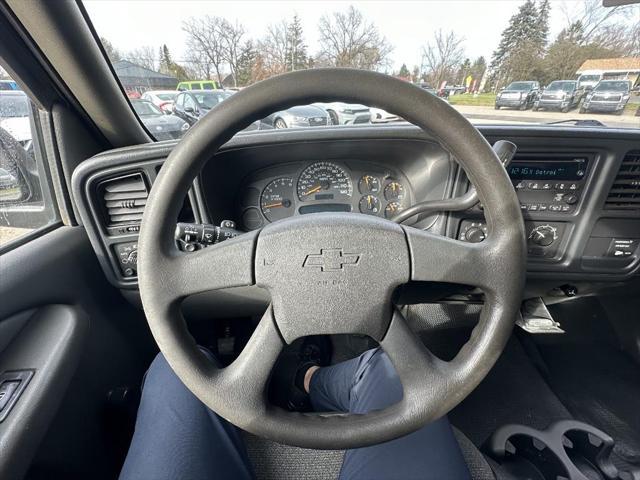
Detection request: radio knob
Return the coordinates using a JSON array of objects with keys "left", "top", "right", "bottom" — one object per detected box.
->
[{"left": 529, "top": 225, "right": 557, "bottom": 247}]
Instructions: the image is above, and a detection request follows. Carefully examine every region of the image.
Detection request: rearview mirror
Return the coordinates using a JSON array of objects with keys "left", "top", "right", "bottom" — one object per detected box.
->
[{"left": 184, "top": 106, "right": 195, "bottom": 113}]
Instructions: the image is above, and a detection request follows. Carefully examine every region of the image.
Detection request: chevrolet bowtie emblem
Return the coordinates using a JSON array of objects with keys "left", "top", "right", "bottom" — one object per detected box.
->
[{"left": 303, "top": 248, "right": 361, "bottom": 272}]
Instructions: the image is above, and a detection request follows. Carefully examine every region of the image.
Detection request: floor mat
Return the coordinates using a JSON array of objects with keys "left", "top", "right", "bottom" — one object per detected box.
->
[
  {"left": 532, "top": 298, "right": 640, "bottom": 471},
  {"left": 449, "top": 335, "right": 572, "bottom": 447}
]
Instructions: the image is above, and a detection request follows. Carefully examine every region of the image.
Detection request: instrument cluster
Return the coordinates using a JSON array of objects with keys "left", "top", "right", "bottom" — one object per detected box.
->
[{"left": 239, "top": 160, "right": 412, "bottom": 230}]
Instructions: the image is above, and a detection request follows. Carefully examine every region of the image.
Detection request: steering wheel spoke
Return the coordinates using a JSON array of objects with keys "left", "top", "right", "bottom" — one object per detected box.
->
[
  {"left": 403, "top": 226, "right": 497, "bottom": 293},
  {"left": 381, "top": 309, "right": 449, "bottom": 404},
  {"left": 161, "top": 229, "right": 258, "bottom": 301}
]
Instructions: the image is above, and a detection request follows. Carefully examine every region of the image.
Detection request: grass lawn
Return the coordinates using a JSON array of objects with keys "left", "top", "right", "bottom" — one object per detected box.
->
[{"left": 447, "top": 93, "right": 497, "bottom": 107}]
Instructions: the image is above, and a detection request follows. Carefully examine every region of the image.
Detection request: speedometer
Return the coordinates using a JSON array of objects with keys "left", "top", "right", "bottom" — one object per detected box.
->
[{"left": 297, "top": 162, "right": 353, "bottom": 202}]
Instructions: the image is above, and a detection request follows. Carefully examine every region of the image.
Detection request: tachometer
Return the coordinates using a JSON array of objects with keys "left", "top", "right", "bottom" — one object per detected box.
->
[
  {"left": 261, "top": 177, "right": 294, "bottom": 222},
  {"left": 297, "top": 162, "right": 352, "bottom": 202}
]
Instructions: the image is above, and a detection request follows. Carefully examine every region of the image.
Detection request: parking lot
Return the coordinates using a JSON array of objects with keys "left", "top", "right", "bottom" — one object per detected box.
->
[{"left": 453, "top": 104, "right": 639, "bottom": 129}]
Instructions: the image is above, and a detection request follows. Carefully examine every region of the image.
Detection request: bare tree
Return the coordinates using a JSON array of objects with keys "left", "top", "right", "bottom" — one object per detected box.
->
[
  {"left": 259, "top": 21, "right": 289, "bottom": 75},
  {"left": 317, "top": 6, "right": 392, "bottom": 71},
  {"left": 182, "top": 16, "right": 228, "bottom": 87},
  {"left": 221, "top": 20, "right": 245, "bottom": 87},
  {"left": 421, "top": 30, "right": 465, "bottom": 87},
  {"left": 125, "top": 46, "right": 157, "bottom": 71}
]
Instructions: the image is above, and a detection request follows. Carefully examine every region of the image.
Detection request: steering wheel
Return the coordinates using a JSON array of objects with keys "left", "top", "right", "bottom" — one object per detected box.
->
[{"left": 137, "top": 69, "right": 526, "bottom": 450}]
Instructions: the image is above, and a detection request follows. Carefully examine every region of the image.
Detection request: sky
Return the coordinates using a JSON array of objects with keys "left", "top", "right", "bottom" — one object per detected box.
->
[{"left": 84, "top": 0, "right": 594, "bottom": 72}]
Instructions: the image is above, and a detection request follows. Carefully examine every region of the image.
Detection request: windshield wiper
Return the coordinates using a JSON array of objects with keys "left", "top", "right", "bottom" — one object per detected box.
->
[{"left": 547, "top": 119, "right": 606, "bottom": 127}]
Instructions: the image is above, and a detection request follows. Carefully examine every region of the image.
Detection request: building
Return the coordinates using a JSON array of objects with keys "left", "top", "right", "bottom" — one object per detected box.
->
[
  {"left": 112, "top": 60, "right": 178, "bottom": 96},
  {"left": 576, "top": 57, "right": 640, "bottom": 87}
]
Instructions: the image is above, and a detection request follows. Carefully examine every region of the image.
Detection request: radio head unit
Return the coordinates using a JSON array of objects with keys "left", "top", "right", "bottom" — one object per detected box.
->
[{"left": 506, "top": 156, "right": 589, "bottom": 213}]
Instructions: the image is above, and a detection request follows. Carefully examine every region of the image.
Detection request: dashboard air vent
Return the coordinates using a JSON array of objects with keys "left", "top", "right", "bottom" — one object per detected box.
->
[
  {"left": 605, "top": 151, "right": 640, "bottom": 211},
  {"left": 101, "top": 173, "right": 148, "bottom": 227}
]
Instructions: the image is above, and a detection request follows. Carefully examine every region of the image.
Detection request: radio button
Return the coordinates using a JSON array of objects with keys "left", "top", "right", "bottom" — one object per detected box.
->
[
  {"left": 538, "top": 204, "right": 548, "bottom": 211},
  {"left": 561, "top": 205, "right": 571, "bottom": 212},
  {"left": 528, "top": 204, "right": 539, "bottom": 212},
  {"left": 555, "top": 183, "right": 567, "bottom": 190},
  {"left": 515, "top": 181, "right": 526, "bottom": 190},
  {"left": 541, "top": 183, "right": 552, "bottom": 190},
  {"left": 528, "top": 182, "right": 540, "bottom": 190},
  {"left": 548, "top": 205, "right": 561, "bottom": 212},
  {"left": 568, "top": 183, "right": 579, "bottom": 191}
]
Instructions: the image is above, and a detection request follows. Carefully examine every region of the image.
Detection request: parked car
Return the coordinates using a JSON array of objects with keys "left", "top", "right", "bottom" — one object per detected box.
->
[
  {"left": 131, "top": 99, "right": 189, "bottom": 140},
  {"left": 0, "top": 79, "right": 20, "bottom": 90},
  {"left": 261, "top": 105, "right": 330, "bottom": 128},
  {"left": 495, "top": 81, "right": 540, "bottom": 110},
  {"left": 177, "top": 80, "right": 219, "bottom": 91},
  {"left": 0, "top": 90, "right": 32, "bottom": 151},
  {"left": 173, "top": 89, "right": 233, "bottom": 126},
  {"left": 141, "top": 90, "right": 179, "bottom": 113},
  {"left": 533, "top": 80, "right": 584, "bottom": 113},
  {"left": 580, "top": 80, "right": 631, "bottom": 115},
  {"left": 313, "top": 102, "right": 370, "bottom": 125},
  {"left": 370, "top": 107, "right": 400, "bottom": 123}
]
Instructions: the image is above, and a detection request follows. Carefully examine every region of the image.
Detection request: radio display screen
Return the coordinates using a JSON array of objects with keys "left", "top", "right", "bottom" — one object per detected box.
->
[{"left": 507, "top": 158, "right": 587, "bottom": 180}]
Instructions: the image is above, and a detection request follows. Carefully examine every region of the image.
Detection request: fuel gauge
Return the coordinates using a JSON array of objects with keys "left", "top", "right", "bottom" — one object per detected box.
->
[{"left": 359, "top": 195, "right": 381, "bottom": 215}]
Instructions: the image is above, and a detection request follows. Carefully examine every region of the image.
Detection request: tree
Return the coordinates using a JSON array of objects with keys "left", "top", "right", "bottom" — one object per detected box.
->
[
  {"left": 456, "top": 58, "right": 471, "bottom": 85},
  {"left": 398, "top": 63, "right": 411, "bottom": 79},
  {"left": 421, "top": 30, "right": 465, "bottom": 87},
  {"left": 286, "top": 14, "right": 308, "bottom": 71},
  {"left": 488, "top": 0, "right": 550, "bottom": 89},
  {"left": 236, "top": 40, "right": 259, "bottom": 86},
  {"left": 317, "top": 6, "right": 393, "bottom": 70},
  {"left": 469, "top": 57, "right": 487, "bottom": 83},
  {"left": 158, "top": 45, "right": 188, "bottom": 82},
  {"left": 125, "top": 46, "right": 157, "bottom": 71},
  {"left": 221, "top": 20, "right": 245, "bottom": 87},
  {"left": 259, "top": 21, "right": 289, "bottom": 75},
  {"left": 183, "top": 16, "right": 229, "bottom": 87},
  {"left": 100, "top": 36, "right": 122, "bottom": 63}
]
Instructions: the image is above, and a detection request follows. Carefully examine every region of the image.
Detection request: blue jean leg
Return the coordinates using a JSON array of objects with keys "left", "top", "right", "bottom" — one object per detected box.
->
[
  {"left": 310, "top": 348, "right": 471, "bottom": 480},
  {"left": 119, "top": 353, "right": 254, "bottom": 480}
]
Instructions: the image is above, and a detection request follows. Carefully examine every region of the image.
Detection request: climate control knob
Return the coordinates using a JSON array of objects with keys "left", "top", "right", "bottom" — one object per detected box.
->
[
  {"left": 465, "top": 226, "right": 486, "bottom": 243},
  {"left": 529, "top": 225, "right": 558, "bottom": 247}
]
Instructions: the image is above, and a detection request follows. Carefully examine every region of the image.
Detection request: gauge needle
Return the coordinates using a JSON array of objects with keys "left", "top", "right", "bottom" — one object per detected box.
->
[
  {"left": 263, "top": 202, "right": 283, "bottom": 208},
  {"left": 365, "top": 176, "right": 370, "bottom": 189},
  {"left": 367, "top": 196, "right": 372, "bottom": 208},
  {"left": 303, "top": 185, "right": 322, "bottom": 196}
]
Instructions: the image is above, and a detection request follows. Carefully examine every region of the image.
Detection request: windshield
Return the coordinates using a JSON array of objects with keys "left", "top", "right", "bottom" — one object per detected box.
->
[
  {"left": 195, "top": 91, "right": 233, "bottom": 109},
  {"left": 546, "top": 81, "right": 575, "bottom": 92},
  {"left": 0, "top": 95, "right": 29, "bottom": 118},
  {"left": 156, "top": 93, "right": 177, "bottom": 101},
  {"left": 505, "top": 82, "right": 534, "bottom": 91},
  {"left": 85, "top": 0, "right": 640, "bottom": 136},
  {"left": 132, "top": 100, "right": 163, "bottom": 116},
  {"left": 594, "top": 81, "right": 630, "bottom": 92}
]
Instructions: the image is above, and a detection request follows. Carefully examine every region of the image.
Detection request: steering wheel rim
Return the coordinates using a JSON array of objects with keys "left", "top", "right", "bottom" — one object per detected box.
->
[{"left": 137, "top": 68, "right": 526, "bottom": 450}]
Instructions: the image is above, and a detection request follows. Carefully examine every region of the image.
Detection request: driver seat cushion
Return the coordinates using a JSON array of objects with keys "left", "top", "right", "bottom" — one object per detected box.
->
[{"left": 243, "top": 427, "right": 495, "bottom": 480}]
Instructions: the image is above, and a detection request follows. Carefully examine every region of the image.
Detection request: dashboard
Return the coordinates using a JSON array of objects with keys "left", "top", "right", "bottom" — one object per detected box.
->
[
  {"left": 71, "top": 125, "right": 640, "bottom": 299},
  {"left": 238, "top": 160, "right": 413, "bottom": 230}
]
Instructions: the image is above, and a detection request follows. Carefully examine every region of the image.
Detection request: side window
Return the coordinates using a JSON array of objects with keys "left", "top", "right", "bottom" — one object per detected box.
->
[
  {"left": 203, "top": 82, "right": 214, "bottom": 90},
  {"left": 175, "top": 93, "right": 184, "bottom": 108},
  {"left": 184, "top": 94, "right": 196, "bottom": 111},
  {"left": 0, "top": 68, "right": 58, "bottom": 248}
]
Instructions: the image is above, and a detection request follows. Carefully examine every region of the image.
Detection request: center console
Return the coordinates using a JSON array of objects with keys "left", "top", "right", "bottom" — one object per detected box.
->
[{"left": 457, "top": 153, "right": 593, "bottom": 262}]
